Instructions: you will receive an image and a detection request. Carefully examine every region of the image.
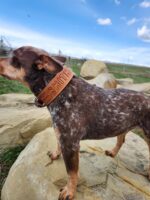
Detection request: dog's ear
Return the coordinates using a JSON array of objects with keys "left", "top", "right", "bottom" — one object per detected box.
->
[
  {"left": 34, "top": 55, "right": 63, "bottom": 73},
  {"left": 52, "top": 56, "right": 66, "bottom": 64}
]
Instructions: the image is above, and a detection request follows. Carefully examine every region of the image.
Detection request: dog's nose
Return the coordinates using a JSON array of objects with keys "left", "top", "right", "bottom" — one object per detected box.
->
[
  {"left": 0, "top": 61, "right": 2, "bottom": 73},
  {"left": 0, "top": 58, "right": 5, "bottom": 75},
  {"left": 0, "top": 66, "right": 3, "bottom": 75}
]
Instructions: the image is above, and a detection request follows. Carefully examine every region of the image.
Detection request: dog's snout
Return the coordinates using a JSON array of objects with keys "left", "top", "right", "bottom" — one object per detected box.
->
[
  {"left": 0, "top": 58, "right": 9, "bottom": 75},
  {"left": 0, "top": 59, "right": 4, "bottom": 75}
]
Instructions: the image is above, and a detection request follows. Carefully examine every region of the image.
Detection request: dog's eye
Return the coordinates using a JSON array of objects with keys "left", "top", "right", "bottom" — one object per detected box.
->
[
  {"left": 11, "top": 57, "right": 21, "bottom": 68},
  {"left": 32, "top": 63, "right": 39, "bottom": 70}
]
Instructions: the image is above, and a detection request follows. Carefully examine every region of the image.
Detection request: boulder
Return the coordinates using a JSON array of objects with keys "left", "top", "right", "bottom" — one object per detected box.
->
[
  {"left": 118, "top": 83, "right": 150, "bottom": 94},
  {"left": 87, "top": 73, "right": 117, "bottom": 89},
  {"left": 0, "top": 94, "right": 51, "bottom": 149},
  {"left": 116, "top": 78, "right": 134, "bottom": 86},
  {"left": 2, "top": 128, "right": 150, "bottom": 200},
  {"left": 0, "top": 93, "right": 35, "bottom": 108},
  {"left": 80, "top": 60, "right": 108, "bottom": 79}
]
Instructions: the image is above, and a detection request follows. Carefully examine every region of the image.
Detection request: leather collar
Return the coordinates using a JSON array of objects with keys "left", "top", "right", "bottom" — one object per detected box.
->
[{"left": 35, "top": 67, "right": 74, "bottom": 107}]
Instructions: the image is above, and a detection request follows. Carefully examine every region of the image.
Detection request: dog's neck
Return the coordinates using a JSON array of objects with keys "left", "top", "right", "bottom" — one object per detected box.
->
[
  {"left": 36, "top": 67, "right": 74, "bottom": 106},
  {"left": 47, "top": 75, "right": 79, "bottom": 110},
  {"left": 27, "top": 66, "right": 77, "bottom": 107},
  {"left": 27, "top": 69, "right": 60, "bottom": 96}
]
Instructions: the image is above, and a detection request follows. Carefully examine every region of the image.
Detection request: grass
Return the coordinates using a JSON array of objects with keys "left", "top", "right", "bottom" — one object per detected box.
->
[
  {"left": 0, "top": 146, "right": 25, "bottom": 191},
  {"left": 106, "top": 62, "right": 150, "bottom": 83},
  {"left": 71, "top": 65, "right": 81, "bottom": 76},
  {"left": 0, "top": 77, "right": 31, "bottom": 95},
  {"left": 106, "top": 62, "right": 150, "bottom": 73},
  {"left": 112, "top": 72, "right": 150, "bottom": 83}
]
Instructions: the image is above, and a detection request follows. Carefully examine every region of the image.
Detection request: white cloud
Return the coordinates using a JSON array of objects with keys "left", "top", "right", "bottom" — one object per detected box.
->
[
  {"left": 100, "top": 47, "right": 150, "bottom": 66},
  {"left": 127, "top": 18, "right": 137, "bottom": 25},
  {"left": 139, "top": 1, "right": 150, "bottom": 8},
  {"left": 114, "top": 0, "right": 121, "bottom": 5},
  {"left": 0, "top": 20, "right": 150, "bottom": 67},
  {"left": 0, "top": 21, "right": 74, "bottom": 53},
  {"left": 97, "top": 18, "right": 112, "bottom": 26},
  {"left": 137, "top": 25, "right": 150, "bottom": 42},
  {"left": 143, "top": 18, "right": 150, "bottom": 24}
]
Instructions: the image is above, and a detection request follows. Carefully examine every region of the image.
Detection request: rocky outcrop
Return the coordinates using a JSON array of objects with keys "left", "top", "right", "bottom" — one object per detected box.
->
[
  {"left": 116, "top": 78, "right": 134, "bottom": 86},
  {"left": 117, "top": 82, "right": 150, "bottom": 94},
  {"left": 87, "top": 73, "right": 117, "bottom": 89},
  {"left": 0, "top": 93, "right": 35, "bottom": 108},
  {"left": 0, "top": 94, "right": 51, "bottom": 149},
  {"left": 80, "top": 60, "right": 117, "bottom": 89},
  {"left": 80, "top": 60, "right": 108, "bottom": 79},
  {"left": 2, "top": 128, "right": 150, "bottom": 200}
]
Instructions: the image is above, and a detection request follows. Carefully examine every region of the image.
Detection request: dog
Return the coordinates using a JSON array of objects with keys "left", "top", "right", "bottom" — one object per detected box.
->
[{"left": 0, "top": 46, "right": 150, "bottom": 200}]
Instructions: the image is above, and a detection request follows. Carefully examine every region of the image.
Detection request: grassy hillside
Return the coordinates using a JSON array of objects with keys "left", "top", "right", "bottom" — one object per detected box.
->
[
  {"left": 0, "top": 59, "right": 150, "bottom": 95},
  {"left": 106, "top": 62, "right": 150, "bottom": 73},
  {"left": 69, "top": 59, "right": 150, "bottom": 83},
  {"left": 106, "top": 62, "right": 150, "bottom": 83},
  {"left": 0, "top": 77, "right": 31, "bottom": 95}
]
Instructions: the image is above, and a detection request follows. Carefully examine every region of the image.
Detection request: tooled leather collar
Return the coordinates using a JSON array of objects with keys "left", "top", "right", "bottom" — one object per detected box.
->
[{"left": 35, "top": 67, "right": 74, "bottom": 107}]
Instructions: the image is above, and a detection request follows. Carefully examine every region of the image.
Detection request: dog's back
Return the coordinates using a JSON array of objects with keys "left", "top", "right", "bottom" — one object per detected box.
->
[{"left": 71, "top": 79, "right": 150, "bottom": 140}]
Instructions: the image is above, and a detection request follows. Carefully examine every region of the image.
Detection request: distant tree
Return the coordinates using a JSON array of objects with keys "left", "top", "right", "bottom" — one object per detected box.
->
[
  {"left": 58, "top": 49, "right": 62, "bottom": 56},
  {"left": 0, "top": 36, "right": 12, "bottom": 57}
]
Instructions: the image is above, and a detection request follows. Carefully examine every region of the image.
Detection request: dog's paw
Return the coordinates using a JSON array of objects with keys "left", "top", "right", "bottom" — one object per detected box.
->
[
  {"left": 47, "top": 151, "right": 61, "bottom": 161},
  {"left": 105, "top": 150, "right": 116, "bottom": 158},
  {"left": 58, "top": 186, "right": 74, "bottom": 200},
  {"left": 148, "top": 171, "right": 150, "bottom": 181},
  {"left": 45, "top": 151, "right": 61, "bottom": 166}
]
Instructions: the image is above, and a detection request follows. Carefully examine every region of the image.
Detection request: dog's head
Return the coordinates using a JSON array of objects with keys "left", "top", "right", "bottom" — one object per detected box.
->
[{"left": 0, "top": 46, "right": 66, "bottom": 95}]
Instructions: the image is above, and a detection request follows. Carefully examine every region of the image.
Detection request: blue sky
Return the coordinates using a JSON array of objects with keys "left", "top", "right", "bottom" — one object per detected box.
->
[{"left": 0, "top": 0, "right": 150, "bottom": 66}]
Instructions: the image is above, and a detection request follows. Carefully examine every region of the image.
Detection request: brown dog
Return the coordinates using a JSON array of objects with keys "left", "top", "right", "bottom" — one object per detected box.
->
[{"left": 0, "top": 46, "right": 150, "bottom": 200}]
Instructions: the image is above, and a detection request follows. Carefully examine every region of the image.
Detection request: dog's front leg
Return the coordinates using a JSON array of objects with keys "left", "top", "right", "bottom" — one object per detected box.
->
[
  {"left": 148, "top": 142, "right": 150, "bottom": 180},
  {"left": 47, "top": 128, "right": 61, "bottom": 162},
  {"left": 146, "top": 140, "right": 150, "bottom": 180},
  {"left": 59, "top": 147, "right": 79, "bottom": 200}
]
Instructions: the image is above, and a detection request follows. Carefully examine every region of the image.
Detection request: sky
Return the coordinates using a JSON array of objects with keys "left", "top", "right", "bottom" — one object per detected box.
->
[{"left": 0, "top": 0, "right": 150, "bottom": 66}]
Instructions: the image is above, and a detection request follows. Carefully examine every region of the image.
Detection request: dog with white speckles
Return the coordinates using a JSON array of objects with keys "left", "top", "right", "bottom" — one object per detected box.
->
[{"left": 0, "top": 46, "right": 150, "bottom": 200}]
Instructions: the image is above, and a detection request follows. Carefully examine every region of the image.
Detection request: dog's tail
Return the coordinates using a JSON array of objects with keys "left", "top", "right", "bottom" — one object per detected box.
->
[
  {"left": 139, "top": 96, "right": 150, "bottom": 138},
  {"left": 141, "top": 109, "right": 150, "bottom": 138}
]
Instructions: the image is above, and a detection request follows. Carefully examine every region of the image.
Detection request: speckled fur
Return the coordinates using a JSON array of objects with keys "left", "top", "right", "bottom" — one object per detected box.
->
[{"left": 48, "top": 77, "right": 150, "bottom": 151}]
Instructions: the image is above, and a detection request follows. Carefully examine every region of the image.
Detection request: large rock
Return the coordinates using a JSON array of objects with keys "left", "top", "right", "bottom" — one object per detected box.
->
[
  {"left": 80, "top": 60, "right": 108, "bottom": 79},
  {"left": 0, "top": 93, "right": 35, "bottom": 108},
  {"left": 116, "top": 78, "right": 134, "bottom": 86},
  {"left": 2, "top": 128, "right": 150, "bottom": 200},
  {"left": 118, "top": 83, "right": 150, "bottom": 94},
  {"left": 0, "top": 94, "right": 51, "bottom": 148},
  {"left": 87, "top": 73, "right": 117, "bottom": 89}
]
